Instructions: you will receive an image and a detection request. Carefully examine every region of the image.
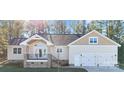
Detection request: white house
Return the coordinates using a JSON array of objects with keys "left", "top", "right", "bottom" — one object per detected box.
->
[{"left": 7, "top": 30, "right": 121, "bottom": 68}]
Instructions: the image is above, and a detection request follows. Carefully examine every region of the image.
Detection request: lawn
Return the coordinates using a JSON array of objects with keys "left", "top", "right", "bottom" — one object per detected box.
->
[
  {"left": 0, "top": 64, "right": 87, "bottom": 72},
  {"left": 118, "top": 64, "right": 124, "bottom": 70}
]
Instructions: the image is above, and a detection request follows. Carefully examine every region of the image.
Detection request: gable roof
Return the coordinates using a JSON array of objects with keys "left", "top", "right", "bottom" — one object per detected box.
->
[
  {"left": 41, "top": 34, "right": 82, "bottom": 45},
  {"left": 68, "top": 30, "right": 121, "bottom": 47},
  {"left": 9, "top": 34, "right": 82, "bottom": 46},
  {"left": 20, "top": 34, "right": 53, "bottom": 46},
  {"left": 9, "top": 30, "right": 121, "bottom": 46}
]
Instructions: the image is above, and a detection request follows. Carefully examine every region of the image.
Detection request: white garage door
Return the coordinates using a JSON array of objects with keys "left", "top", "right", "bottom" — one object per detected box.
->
[
  {"left": 100, "top": 54, "right": 116, "bottom": 66},
  {"left": 82, "top": 53, "right": 96, "bottom": 66},
  {"left": 74, "top": 55, "right": 81, "bottom": 66},
  {"left": 74, "top": 53, "right": 116, "bottom": 66}
]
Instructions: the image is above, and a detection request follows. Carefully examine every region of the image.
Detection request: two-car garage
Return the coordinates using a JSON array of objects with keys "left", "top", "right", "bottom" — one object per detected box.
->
[
  {"left": 69, "top": 45, "right": 118, "bottom": 66},
  {"left": 74, "top": 53, "right": 117, "bottom": 66},
  {"left": 68, "top": 30, "right": 120, "bottom": 67}
]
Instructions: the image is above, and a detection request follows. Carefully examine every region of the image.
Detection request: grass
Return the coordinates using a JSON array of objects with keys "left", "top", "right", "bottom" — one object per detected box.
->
[
  {"left": 118, "top": 63, "right": 124, "bottom": 70},
  {"left": 0, "top": 63, "right": 87, "bottom": 72}
]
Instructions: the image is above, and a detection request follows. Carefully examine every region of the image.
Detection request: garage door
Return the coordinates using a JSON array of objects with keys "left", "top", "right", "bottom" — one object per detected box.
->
[
  {"left": 74, "top": 53, "right": 116, "bottom": 66},
  {"left": 74, "top": 55, "right": 81, "bottom": 66},
  {"left": 74, "top": 54, "right": 96, "bottom": 66},
  {"left": 82, "top": 53, "right": 96, "bottom": 66},
  {"left": 99, "top": 54, "right": 116, "bottom": 66}
]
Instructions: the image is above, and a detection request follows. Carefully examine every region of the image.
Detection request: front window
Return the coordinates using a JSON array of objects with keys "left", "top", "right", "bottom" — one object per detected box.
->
[
  {"left": 13, "top": 48, "right": 17, "bottom": 54},
  {"left": 18, "top": 48, "right": 22, "bottom": 54},
  {"left": 60, "top": 49, "right": 62, "bottom": 52},
  {"left": 57, "top": 48, "right": 59, "bottom": 53},
  {"left": 89, "top": 37, "right": 98, "bottom": 44},
  {"left": 57, "top": 48, "right": 62, "bottom": 53},
  {"left": 13, "top": 48, "right": 22, "bottom": 54}
]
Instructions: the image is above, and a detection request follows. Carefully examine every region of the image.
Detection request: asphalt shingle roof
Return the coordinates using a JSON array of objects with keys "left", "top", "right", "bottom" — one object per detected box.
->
[
  {"left": 9, "top": 34, "right": 83, "bottom": 45},
  {"left": 9, "top": 38, "right": 27, "bottom": 45}
]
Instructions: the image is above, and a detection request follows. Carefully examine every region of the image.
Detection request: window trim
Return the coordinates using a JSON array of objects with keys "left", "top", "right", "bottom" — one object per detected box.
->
[{"left": 89, "top": 37, "right": 98, "bottom": 44}]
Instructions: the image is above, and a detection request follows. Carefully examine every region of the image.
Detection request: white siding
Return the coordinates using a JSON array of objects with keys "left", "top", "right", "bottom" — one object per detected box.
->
[
  {"left": 8, "top": 45, "right": 26, "bottom": 60},
  {"left": 69, "top": 45, "right": 118, "bottom": 66},
  {"left": 51, "top": 46, "right": 69, "bottom": 60}
]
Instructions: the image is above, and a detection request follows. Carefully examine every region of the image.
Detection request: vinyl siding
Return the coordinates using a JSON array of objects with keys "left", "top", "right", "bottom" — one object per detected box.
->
[
  {"left": 72, "top": 31, "right": 116, "bottom": 45},
  {"left": 7, "top": 45, "right": 26, "bottom": 60},
  {"left": 51, "top": 46, "right": 69, "bottom": 60}
]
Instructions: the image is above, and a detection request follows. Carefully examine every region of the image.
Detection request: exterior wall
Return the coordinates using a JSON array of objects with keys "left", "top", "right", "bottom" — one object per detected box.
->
[
  {"left": 72, "top": 31, "right": 115, "bottom": 45},
  {"left": 69, "top": 45, "right": 118, "bottom": 66},
  {"left": 8, "top": 45, "right": 26, "bottom": 61},
  {"left": 50, "top": 46, "right": 69, "bottom": 60}
]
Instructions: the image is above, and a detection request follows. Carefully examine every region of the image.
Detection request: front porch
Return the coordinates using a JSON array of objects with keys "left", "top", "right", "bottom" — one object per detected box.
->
[
  {"left": 22, "top": 37, "right": 51, "bottom": 68},
  {"left": 24, "top": 54, "right": 50, "bottom": 68},
  {"left": 24, "top": 54, "right": 69, "bottom": 68},
  {"left": 26, "top": 54, "right": 48, "bottom": 60}
]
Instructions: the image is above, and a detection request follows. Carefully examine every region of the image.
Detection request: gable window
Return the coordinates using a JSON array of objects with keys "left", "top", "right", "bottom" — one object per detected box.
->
[
  {"left": 13, "top": 48, "right": 22, "bottom": 54},
  {"left": 89, "top": 37, "right": 98, "bottom": 44}
]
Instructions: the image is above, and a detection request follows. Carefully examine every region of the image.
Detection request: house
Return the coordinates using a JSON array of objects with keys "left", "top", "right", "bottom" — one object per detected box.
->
[{"left": 7, "top": 30, "right": 121, "bottom": 68}]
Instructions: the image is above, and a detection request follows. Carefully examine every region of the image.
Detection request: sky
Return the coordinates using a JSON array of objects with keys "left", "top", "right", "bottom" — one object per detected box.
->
[{"left": 65, "top": 20, "right": 91, "bottom": 27}]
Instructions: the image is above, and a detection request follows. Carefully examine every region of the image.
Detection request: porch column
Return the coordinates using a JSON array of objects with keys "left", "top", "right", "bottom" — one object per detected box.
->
[
  {"left": 23, "top": 45, "right": 28, "bottom": 68},
  {"left": 47, "top": 46, "right": 52, "bottom": 68}
]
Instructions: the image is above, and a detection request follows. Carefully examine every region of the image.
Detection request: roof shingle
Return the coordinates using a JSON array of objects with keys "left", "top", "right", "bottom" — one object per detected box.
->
[{"left": 9, "top": 34, "right": 83, "bottom": 45}]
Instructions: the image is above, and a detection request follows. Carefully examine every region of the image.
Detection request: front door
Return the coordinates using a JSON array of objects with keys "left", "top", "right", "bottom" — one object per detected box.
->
[
  {"left": 39, "top": 49, "right": 42, "bottom": 58},
  {"left": 34, "top": 48, "right": 43, "bottom": 59}
]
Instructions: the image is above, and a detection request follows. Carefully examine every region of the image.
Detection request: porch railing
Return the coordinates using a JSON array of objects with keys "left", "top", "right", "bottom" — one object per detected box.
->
[{"left": 26, "top": 54, "right": 48, "bottom": 60}]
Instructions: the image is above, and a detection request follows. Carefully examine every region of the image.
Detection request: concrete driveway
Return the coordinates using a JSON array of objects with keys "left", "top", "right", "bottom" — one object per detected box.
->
[{"left": 83, "top": 66, "right": 124, "bottom": 72}]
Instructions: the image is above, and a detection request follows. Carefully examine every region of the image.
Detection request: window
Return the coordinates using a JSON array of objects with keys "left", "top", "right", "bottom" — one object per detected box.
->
[
  {"left": 13, "top": 48, "right": 17, "bottom": 54},
  {"left": 89, "top": 37, "right": 98, "bottom": 44},
  {"left": 57, "top": 48, "right": 59, "bottom": 53},
  {"left": 57, "top": 48, "right": 62, "bottom": 53},
  {"left": 44, "top": 49, "right": 46, "bottom": 55},
  {"left": 60, "top": 49, "right": 62, "bottom": 52},
  {"left": 18, "top": 48, "right": 22, "bottom": 54},
  {"left": 13, "top": 48, "right": 22, "bottom": 54}
]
